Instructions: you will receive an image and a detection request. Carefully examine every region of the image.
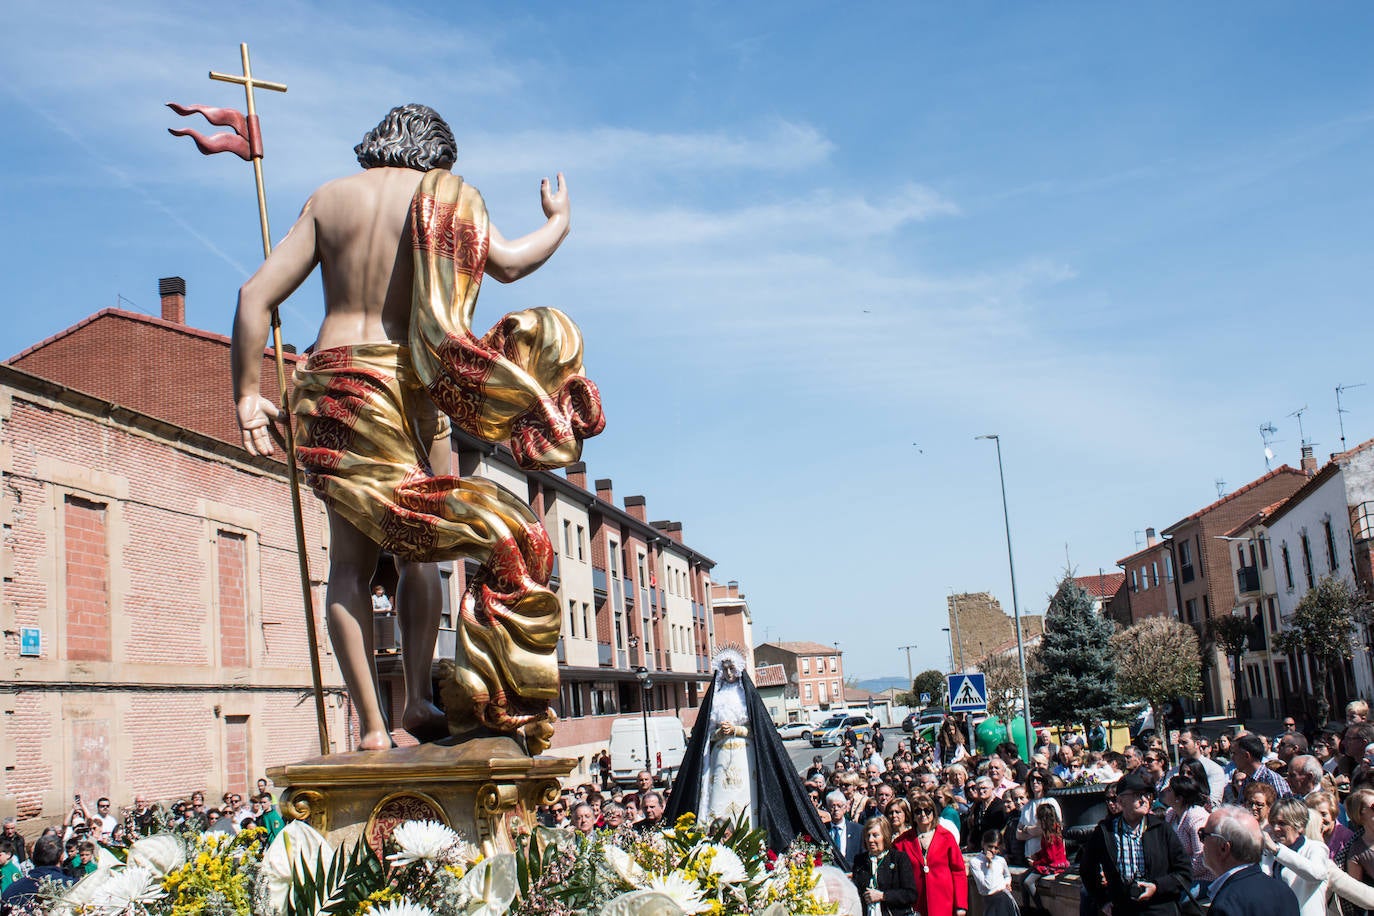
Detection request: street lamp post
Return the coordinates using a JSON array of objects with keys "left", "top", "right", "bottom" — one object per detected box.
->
[
  {"left": 635, "top": 666, "right": 653, "bottom": 776},
  {"left": 941, "top": 627, "right": 954, "bottom": 674},
  {"left": 898, "top": 645, "right": 916, "bottom": 687},
  {"left": 976, "top": 434, "right": 1034, "bottom": 754}
]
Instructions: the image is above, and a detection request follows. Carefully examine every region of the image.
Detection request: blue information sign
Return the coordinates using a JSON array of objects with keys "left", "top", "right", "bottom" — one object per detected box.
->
[{"left": 20, "top": 626, "right": 41, "bottom": 657}]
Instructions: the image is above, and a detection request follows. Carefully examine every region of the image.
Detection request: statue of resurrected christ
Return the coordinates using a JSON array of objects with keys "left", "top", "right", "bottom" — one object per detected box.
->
[{"left": 230, "top": 104, "right": 604, "bottom": 754}]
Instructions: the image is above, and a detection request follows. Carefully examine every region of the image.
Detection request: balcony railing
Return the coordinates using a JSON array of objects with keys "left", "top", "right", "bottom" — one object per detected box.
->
[
  {"left": 374, "top": 613, "right": 400, "bottom": 654},
  {"left": 650, "top": 587, "right": 659, "bottom": 608},
  {"left": 617, "top": 648, "right": 628, "bottom": 668},
  {"left": 1236, "top": 566, "right": 1260, "bottom": 594},
  {"left": 598, "top": 641, "right": 613, "bottom": 666},
  {"left": 623, "top": 579, "right": 636, "bottom": 604},
  {"left": 556, "top": 638, "right": 566, "bottom": 663},
  {"left": 592, "top": 567, "right": 608, "bottom": 594}
]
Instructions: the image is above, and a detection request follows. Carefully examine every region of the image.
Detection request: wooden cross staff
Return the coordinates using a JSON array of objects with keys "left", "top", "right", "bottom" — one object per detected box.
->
[{"left": 169, "top": 44, "right": 330, "bottom": 756}]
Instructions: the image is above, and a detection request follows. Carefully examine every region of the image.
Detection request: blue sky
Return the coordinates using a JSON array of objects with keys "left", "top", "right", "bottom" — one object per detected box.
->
[{"left": 4, "top": 2, "right": 1374, "bottom": 682}]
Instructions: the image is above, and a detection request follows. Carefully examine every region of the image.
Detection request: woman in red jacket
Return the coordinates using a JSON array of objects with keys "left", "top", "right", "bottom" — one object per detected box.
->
[{"left": 893, "top": 792, "right": 968, "bottom": 916}]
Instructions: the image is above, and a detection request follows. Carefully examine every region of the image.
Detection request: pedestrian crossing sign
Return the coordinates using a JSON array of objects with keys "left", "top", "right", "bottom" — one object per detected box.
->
[{"left": 947, "top": 673, "right": 987, "bottom": 712}]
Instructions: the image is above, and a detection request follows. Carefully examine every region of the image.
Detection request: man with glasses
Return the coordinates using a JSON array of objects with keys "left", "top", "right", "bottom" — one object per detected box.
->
[
  {"left": 1080, "top": 773, "right": 1191, "bottom": 915},
  {"left": 1198, "top": 805, "right": 1298, "bottom": 914},
  {"left": 91, "top": 798, "right": 117, "bottom": 842}
]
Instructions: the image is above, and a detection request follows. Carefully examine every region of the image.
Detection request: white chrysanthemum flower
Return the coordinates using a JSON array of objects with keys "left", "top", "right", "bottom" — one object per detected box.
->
[
  {"left": 89, "top": 866, "right": 164, "bottom": 913},
  {"left": 369, "top": 902, "right": 435, "bottom": 916},
  {"left": 645, "top": 872, "right": 710, "bottom": 914},
  {"left": 603, "top": 845, "right": 646, "bottom": 886},
  {"left": 696, "top": 844, "right": 747, "bottom": 886},
  {"left": 387, "top": 820, "right": 460, "bottom": 868}
]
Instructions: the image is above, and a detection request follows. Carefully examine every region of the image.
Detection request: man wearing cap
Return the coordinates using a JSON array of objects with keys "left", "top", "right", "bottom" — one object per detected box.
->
[{"left": 1080, "top": 772, "right": 1192, "bottom": 914}]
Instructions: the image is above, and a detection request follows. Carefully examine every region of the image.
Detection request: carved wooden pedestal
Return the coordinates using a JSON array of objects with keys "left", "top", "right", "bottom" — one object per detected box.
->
[{"left": 267, "top": 736, "right": 574, "bottom": 854}]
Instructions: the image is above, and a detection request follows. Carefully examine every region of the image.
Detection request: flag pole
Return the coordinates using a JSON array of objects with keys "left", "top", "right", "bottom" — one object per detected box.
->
[{"left": 203, "top": 44, "right": 330, "bottom": 756}]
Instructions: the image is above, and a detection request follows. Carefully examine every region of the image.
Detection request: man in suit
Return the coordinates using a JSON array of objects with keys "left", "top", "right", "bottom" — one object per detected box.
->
[
  {"left": 1079, "top": 772, "right": 1192, "bottom": 915},
  {"left": 826, "top": 791, "right": 863, "bottom": 873},
  {"left": 1201, "top": 805, "right": 1299, "bottom": 916}
]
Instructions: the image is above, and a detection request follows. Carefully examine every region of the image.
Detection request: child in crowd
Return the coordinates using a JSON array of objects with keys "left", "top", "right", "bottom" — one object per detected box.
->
[
  {"left": 1023, "top": 804, "right": 1068, "bottom": 915},
  {"left": 0, "top": 847, "right": 21, "bottom": 893},
  {"left": 968, "top": 829, "right": 1018, "bottom": 916}
]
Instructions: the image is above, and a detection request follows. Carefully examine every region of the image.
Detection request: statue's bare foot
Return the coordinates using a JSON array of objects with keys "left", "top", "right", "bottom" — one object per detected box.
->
[
  {"left": 359, "top": 729, "right": 393, "bottom": 751},
  {"left": 402, "top": 700, "right": 449, "bottom": 744}
]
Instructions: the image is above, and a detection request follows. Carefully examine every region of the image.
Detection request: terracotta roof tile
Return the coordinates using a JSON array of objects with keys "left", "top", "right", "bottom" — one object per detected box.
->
[
  {"left": 757, "top": 640, "right": 840, "bottom": 656},
  {"left": 1072, "top": 573, "right": 1125, "bottom": 598},
  {"left": 1161, "top": 466, "right": 1308, "bottom": 534},
  {"left": 753, "top": 664, "right": 787, "bottom": 688}
]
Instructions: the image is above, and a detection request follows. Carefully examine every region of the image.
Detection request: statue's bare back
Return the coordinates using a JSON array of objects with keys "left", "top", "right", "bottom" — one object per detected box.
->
[{"left": 309, "top": 167, "right": 425, "bottom": 351}]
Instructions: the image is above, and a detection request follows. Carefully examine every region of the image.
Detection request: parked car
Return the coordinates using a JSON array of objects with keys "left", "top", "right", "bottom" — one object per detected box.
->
[
  {"left": 809, "top": 713, "right": 876, "bottom": 747},
  {"left": 775, "top": 720, "right": 820, "bottom": 741},
  {"left": 901, "top": 712, "right": 919, "bottom": 733}
]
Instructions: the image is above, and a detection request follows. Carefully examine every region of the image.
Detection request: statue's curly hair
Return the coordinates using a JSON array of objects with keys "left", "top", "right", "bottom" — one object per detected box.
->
[{"left": 354, "top": 103, "right": 457, "bottom": 171}]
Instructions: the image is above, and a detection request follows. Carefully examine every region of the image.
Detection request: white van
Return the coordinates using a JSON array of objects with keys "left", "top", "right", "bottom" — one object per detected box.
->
[{"left": 608, "top": 715, "right": 688, "bottom": 788}]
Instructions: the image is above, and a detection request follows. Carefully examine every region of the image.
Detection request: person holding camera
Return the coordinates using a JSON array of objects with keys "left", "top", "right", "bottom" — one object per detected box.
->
[{"left": 1079, "top": 772, "right": 1192, "bottom": 915}]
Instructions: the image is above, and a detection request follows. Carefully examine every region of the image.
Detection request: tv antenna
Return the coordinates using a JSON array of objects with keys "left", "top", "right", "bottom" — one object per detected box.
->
[
  {"left": 1337, "top": 383, "right": 1366, "bottom": 452},
  {"left": 1259, "top": 422, "right": 1278, "bottom": 470},
  {"left": 1288, "top": 405, "right": 1310, "bottom": 447},
  {"left": 1215, "top": 478, "right": 1227, "bottom": 499}
]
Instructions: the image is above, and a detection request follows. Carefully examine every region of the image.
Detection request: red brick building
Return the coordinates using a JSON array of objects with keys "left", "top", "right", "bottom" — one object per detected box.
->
[
  {"left": 2, "top": 279, "right": 728, "bottom": 809},
  {"left": 1158, "top": 466, "right": 1310, "bottom": 714},
  {"left": 753, "top": 641, "right": 846, "bottom": 714},
  {"left": 0, "top": 289, "right": 350, "bottom": 823}
]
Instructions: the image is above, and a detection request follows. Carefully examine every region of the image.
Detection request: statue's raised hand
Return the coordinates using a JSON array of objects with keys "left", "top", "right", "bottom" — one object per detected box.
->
[{"left": 541, "top": 172, "right": 570, "bottom": 222}]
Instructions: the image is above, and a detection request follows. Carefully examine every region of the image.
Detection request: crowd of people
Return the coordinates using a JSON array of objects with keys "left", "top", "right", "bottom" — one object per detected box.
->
[
  {"left": 537, "top": 700, "right": 1374, "bottom": 916},
  {"left": 0, "top": 780, "right": 284, "bottom": 913}
]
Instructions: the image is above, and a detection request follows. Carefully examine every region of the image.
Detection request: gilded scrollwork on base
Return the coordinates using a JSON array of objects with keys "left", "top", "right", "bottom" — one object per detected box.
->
[
  {"left": 280, "top": 789, "right": 328, "bottom": 833},
  {"left": 365, "top": 791, "right": 448, "bottom": 859}
]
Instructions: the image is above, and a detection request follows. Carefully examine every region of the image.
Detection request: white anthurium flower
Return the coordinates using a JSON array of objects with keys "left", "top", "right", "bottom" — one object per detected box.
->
[
  {"left": 454, "top": 852, "right": 518, "bottom": 916},
  {"left": 261, "top": 820, "right": 334, "bottom": 914},
  {"left": 369, "top": 902, "right": 435, "bottom": 916},
  {"left": 387, "top": 820, "right": 460, "bottom": 868},
  {"left": 697, "top": 844, "right": 747, "bottom": 886},
  {"left": 603, "top": 844, "right": 646, "bottom": 887},
  {"left": 645, "top": 872, "right": 710, "bottom": 915},
  {"left": 599, "top": 889, "right": 689, "bottom": 916},
  {"left": 89, "top": 865, "right": 164, "bottom": 913},
  {"left": 125, "top": 835, "right": 187, "bottom": 877}
]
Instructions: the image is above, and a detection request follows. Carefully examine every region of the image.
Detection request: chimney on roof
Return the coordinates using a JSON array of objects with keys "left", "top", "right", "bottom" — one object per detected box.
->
[
  {"left": 159, "top": 276, "right": 186, "bottom": 324},
  {"left": 1146, "top": 527, "right": 1157, "bottom": 547},
  {"left": 727, "top": 580, "right": 739, "bottom": 596},
  {"left": 594, "top": 478, "right": 613, "bottom": 504},
  {"left": 624, "top": 495, "right": 647, "bottom": 522},
  {"left": 565, "top": 461, "right": 587, "bottom": 489},
  {"left": 652, "top": 520, "right": 684, "bottom": 543},
  {"left": 1301, "top": 444, "right": 1318, "bottom": 476}
]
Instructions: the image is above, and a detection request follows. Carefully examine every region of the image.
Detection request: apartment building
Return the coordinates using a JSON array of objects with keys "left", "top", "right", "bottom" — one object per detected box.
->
[{"left": 753, "top": 641, "right": 846, "bottom": 714}]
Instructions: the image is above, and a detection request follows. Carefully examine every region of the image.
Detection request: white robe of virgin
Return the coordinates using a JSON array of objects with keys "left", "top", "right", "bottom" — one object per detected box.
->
[{"left": 699, "top": 680, "right": 757, "bottom": 825}]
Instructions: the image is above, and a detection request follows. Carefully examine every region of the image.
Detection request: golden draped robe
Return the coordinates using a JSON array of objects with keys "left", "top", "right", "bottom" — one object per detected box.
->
[{"left": 291, "top": 169, "right": 604, "bottom": 735}]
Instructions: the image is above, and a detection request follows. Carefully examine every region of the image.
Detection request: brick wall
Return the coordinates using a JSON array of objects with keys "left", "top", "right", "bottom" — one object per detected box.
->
[
  {"left": 64, "top": 495, "right": 111, "bottom": 661},
  {"left": 224, "top": 715, "right": 249, "bottom": 797},
  {"left": 0, "top": 376, "right": 348, "bottom": 823},
  {"left": 948, "top": 592, "right": 1044, "bottom": 667}
]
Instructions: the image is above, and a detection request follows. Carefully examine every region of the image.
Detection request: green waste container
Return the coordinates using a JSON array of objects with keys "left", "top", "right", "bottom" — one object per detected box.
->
[{"left": 975, "top": 715, "right": 1030, "bottom": 760}]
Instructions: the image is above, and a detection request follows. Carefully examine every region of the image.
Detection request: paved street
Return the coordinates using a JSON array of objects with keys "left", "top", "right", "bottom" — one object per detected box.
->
[{"left": 782, "top": 726, "right": 905, "bottom": 775}]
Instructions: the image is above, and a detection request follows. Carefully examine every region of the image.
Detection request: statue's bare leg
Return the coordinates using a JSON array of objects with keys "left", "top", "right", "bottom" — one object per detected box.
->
[
  {"left": 394, "top": 558, "right": 447, "bottom": 741},
  {"left": 324, "top": 510, "right": 392, "bottom": 751},
  {"left": 391, "top": 411, "right": 453, "bottom": 742}
]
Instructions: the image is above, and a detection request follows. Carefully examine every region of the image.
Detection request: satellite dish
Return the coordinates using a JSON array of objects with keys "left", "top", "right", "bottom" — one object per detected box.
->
[{"left": 1264, "top": 447, "right": 1275, "bottom": 461}]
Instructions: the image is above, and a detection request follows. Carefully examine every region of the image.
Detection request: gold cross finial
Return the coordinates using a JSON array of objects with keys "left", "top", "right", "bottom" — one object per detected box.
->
[{"left": 210, "top": 43, "right": 286, "bottom": 122}]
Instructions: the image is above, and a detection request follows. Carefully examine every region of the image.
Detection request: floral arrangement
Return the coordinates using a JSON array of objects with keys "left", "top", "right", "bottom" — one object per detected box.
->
[{"left": 33, "top": 813, "right": 838, "bottom": 916}]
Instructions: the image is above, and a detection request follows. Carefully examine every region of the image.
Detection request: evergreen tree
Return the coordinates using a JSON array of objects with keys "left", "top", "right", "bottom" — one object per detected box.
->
[
  {"left": 1029, "top": 575, "right": 1121, "bottom": 729},
  {"left": 912, "top": 669, "right": 947, "bottom": 707}
]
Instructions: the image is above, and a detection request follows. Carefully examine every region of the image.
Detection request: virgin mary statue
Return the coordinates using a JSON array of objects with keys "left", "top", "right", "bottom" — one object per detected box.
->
[{"left": 666, "top": 647, "right": 836, "bottom": 859}]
